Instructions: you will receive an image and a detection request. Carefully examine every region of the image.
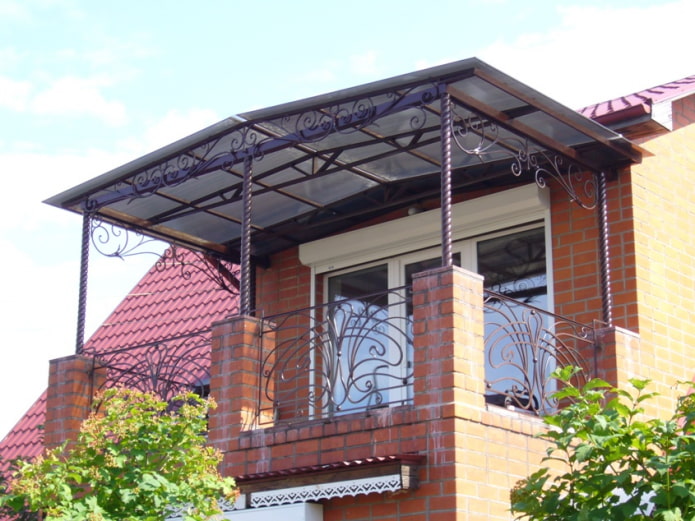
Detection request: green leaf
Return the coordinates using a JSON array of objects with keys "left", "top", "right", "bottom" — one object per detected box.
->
[{"left": 5, "top": 388, "right": 235, "bottom": 521}]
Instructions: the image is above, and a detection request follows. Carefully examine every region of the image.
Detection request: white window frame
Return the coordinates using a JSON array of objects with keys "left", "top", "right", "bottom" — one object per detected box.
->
[
  {"left": 298, "top": 184, "right": 553, "bottom": 415},
  {"left": 299, "top": 184, "right": 550, "bottom": 275}
]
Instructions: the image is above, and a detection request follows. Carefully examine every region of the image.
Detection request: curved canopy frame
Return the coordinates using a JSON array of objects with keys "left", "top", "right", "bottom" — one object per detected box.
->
[{"left": 46, "top": 58, "right": 643, "bottom": 341}]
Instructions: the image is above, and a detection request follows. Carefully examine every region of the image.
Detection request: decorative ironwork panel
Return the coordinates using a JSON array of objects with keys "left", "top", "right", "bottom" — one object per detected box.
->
[
  {"left": 84, "top": 329, "right": 212, "bottom": 402},
  {"left": 450, "top": 103, "right": 598, "bottom": 209},
  {"left": 90, "top": 217, "right": 166, "bottom": 259},
  {"left": 483, "top": 290, "right": 596, "bottom": 415},
  {"left": 511, "top": 149, "right": 597, "bottom": 210},
  {"left": 90, "top": 218, "right": 240, "bottom": 294},
  {"left": 155, "top": 246, "right": 240, "bottom": 295},
  {"left": 259, "top": 288, "right": 413, "bottom": 423}
]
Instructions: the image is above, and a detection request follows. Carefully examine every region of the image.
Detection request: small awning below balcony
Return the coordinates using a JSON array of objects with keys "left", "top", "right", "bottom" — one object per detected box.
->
[
  {"left": 235, "top": 454, "right": 425, "bottom": 508},
  {"left": 44, "top": 58, "right": 645, "bottom": 267}
]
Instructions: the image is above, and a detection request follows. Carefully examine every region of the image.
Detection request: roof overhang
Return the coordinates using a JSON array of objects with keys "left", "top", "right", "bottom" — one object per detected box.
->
[
  {"left": 45, "top": 58, "right": 645, "bottom": 265},
  {"left": 235, "top": 454, "right": 424, "bottom": 508}
]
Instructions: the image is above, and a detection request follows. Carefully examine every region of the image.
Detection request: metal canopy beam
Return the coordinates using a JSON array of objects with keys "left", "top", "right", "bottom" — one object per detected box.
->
[
  {"left": 473, "top": 67, "right": 643, "bottom": 164},
  {"left": 447, "top": 84, "right": 601, "bottom": 173}
]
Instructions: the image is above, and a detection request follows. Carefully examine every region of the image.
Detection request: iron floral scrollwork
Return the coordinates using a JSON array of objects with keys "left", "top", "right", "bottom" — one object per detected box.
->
[
  {"left": 512, "top": 148, "right": 598, "bottom": 210},
  {"left": 483, "top": 290, "right": 594, "bottom": 415},
  {"left": 320, "top": 297, "right": 410, "bottom": 412},
  {"left": 90, "top": 218, "right": 164, "bottom": 259},
  {"left": 155, "top": 246, "right": 240, "bottom": 295},
  {"left": 448, "top": 102, "right": 599, "bottom": 210},
  {"left": 90, "top": 220, "right": 240, "bottom": 294},
  {"left": 86, "top": 330, "right": 212, "bottom": 402},
  {"left": 451, "top": 108, "right": 501, "bottom": 157},
  {"left": 259, "top": 288, "right": 413, "bottom": 423}
]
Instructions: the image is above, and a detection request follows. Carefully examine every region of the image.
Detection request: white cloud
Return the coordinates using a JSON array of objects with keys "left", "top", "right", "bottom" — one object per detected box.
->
[
  {"left": 0, "top": 0, "right": 30, "bottom": 20},
  {"left": 0, "top": 238, "right": 79, "bottom": 438},
  {"left": 30, "top": 76, "right": 128, "bottom": 126},
  {"left": 0, "top": 76, "right": 31, "bottom": 110},
  {"left": 477, "top": 0, "right": 695, "bottom": 109},
  {"left": 349, "top": 50, "right": 379, "bottom": 76},
  {"left": 140, "top": 108, "right": 220, "bottom": 151}
]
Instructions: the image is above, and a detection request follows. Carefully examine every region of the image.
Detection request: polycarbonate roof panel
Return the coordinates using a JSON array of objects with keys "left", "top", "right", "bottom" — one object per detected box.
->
[
  {"left": 248, "top": 191, "right": 318, "bottom": 228},
  {"left": 282, "top": 170, "right": 379, "bottom": 205},
  {"left": 165, "top": 212, "right": 240, "bottom": 244},
  {"left": 45, "top": 58, "right": 644, "bottom": 262}
]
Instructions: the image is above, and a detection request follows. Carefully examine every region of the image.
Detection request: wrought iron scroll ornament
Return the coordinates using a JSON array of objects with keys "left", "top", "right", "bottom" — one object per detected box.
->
[
  {"left": 280, "top": 87, "right": 438, "bottom": 144},
  {"left": 483, "top": 290, "right": 594, "bottom": 415},
  {"left": 90, "top": 217, "right": 239, "bottom": 294},
  {"left": 90, "top": 217, "right": 163, "bottom": 259},
  {"left": 84, "top": 329, "right": 213, "bottom": 403},
  {"left": 259, "top": 288, "right": 414, "bottom": 422},
  {"left": 155, "top": 246, "right": 240, "bottom": 294},
  {"left": 81, "top": 140, "right": 222, "bottom": 213},
  {"left": 451, "top": 109, "right": 505, "bottom": 157},
  {"left": 512, "top": 148, "right": 598, "bottom": 210},
  {"left": 449, "top": 103, "right": 598, "bottom": 210}
]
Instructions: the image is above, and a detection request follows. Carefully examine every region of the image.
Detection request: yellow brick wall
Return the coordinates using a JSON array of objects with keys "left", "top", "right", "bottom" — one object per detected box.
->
[{"left": 627, "top": 121, "right": 695, "bottom": 413}]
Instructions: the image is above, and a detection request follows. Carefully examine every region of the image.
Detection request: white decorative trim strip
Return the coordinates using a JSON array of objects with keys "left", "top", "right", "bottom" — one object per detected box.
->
[{"left": 250, "top": 473, "right": 403, "bottom": 507}]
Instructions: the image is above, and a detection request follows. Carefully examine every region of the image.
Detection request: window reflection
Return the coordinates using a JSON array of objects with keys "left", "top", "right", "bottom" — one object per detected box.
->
[{"left": 478, "top": 227, "right": 551, "bottom": 411}]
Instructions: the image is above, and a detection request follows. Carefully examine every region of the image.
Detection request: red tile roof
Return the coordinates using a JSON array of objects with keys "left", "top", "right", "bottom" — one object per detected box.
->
[
  {"left": 579, "top": 75, "right": 695, "bottom": 124},
  {"left": 0, "top": 248, "right": 238, "bottom": 474},
  {"left": 0, "top": 392, "right": 45, "bottom": 475}
]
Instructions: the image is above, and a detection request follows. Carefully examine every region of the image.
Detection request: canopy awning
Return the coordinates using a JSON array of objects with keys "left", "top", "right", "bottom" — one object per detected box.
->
[{"left": 45, "top": 58, "right": 644, "bottom": 266}]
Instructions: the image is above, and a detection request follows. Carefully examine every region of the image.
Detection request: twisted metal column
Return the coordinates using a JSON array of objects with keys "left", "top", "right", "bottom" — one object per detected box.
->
[
  {"left": 75, "top": 212, "right": 90, "bottom": 354},
  {"left": 240, "top": 157, "right": 253, "bottom": 315},
  {"left": 440, "top": 90, "right": 453, "bottom": 267},
  {"left": 597, "top": 171, "right": 613, "bottom": 326}
]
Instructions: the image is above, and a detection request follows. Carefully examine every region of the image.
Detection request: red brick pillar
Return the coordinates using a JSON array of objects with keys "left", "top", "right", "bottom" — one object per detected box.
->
[
  {"left": 411, "top": 266, "right": 487, "bottom": 519},
  {"left": 412, "top": 265, "right": 486, "bottom": 417},
  {"left": 208, "top": 315, "right": 276, "bottom": 454},
  {"left": 44, "top": 355, "right": 103, "bottom": 450}
]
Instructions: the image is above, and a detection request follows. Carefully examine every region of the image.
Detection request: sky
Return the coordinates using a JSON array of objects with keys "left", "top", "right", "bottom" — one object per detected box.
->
[{"left": 1, "top": 0, "right": 693, "bottom": 439}]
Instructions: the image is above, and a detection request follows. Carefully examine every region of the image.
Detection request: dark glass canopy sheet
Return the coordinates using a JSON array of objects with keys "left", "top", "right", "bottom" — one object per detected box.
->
[{"left": 45, "top": 58, "right": 644, "bottom": 264}]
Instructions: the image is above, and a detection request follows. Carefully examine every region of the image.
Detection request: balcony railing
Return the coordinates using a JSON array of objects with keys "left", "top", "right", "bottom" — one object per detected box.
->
[
  {"left": 483, "top": 290, "right": 596, "bottom": 415},
  {"left": 258, "top": 286, "right": 597, "bottom": 423},
  {"left": 82, "top": 329, "right": 212, "bottom": 402},
  {"left": 258, "top": 287, "right": 414, "bottom": 424},
  {"left": 79, "top": 287, "right": 597, "bottom": 422}
]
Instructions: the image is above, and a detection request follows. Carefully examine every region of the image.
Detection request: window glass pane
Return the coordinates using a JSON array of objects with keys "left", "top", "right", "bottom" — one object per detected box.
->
[
  {"left": 477, "top": 227, "right": 546, "bottom": 305},
  {"left": 479, "top": 227, "right": 551, "bottom": 411},
  {"left": 329, "top": 264, "right": 388, "bottom": 303},
  {"left": 327, "top": 265, "right": 393, "bottom": 412}
]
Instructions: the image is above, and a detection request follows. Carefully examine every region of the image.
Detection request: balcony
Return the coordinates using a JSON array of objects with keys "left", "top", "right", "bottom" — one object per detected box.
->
[
  {"left": 257, "top": 285, "right": 596, "bottom": 424},
  {"left": 82, "top": 270, "right": 597, "bottom": 425}
]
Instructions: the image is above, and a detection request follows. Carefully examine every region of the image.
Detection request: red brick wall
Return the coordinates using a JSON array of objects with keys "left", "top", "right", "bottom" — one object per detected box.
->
[
  {"left": 44, "top": 355, "right": 104, "bottom": 450},
  {"left": 673, "top": 94, "right": 695, "bottom": 129},
  {"left": 210, "top": 267, "right": 554, "bottom": 520},
  {"left": 549, "top": 174, "right": 639, "bottom": 333},
  {"left": 255, "top": 248, "right": 312, "bottom": 318}
]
